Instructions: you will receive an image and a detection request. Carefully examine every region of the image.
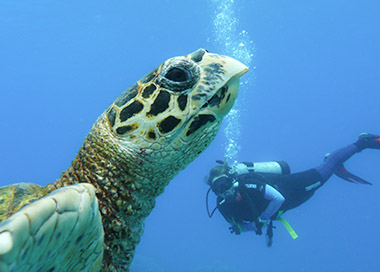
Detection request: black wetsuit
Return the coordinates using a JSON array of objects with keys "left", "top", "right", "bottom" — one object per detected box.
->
[
  {"left": 218, "top": 143, "right": 364, "bottom": 224},
  {"left": 217, "top": 174, "right": 269, "bottom": 223},
  {"left": 261, "top": 169, "right": 322, "bottom": 212}
]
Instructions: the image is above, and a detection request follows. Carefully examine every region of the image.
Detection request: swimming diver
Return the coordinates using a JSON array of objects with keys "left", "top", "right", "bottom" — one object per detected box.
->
[{"left": 205, "top": 133, "right": 380, "bottom": 246}]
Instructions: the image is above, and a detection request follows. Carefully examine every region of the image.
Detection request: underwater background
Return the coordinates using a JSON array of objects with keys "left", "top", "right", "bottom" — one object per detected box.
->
[{"left": 1, "top": 0, "right": 379, "bottom": 271}]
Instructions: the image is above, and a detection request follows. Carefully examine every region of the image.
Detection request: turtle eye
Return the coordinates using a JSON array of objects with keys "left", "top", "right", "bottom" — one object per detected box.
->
[
  {"left": 165, "top": 67, "right": 190, "bottom": 82},
  {"left": 156, "top": 58, "right": 200, "bottom": 92}
]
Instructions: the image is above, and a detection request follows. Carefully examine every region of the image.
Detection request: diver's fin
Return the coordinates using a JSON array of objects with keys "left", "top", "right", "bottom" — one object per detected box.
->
[
  {"left": 355, "top": 132, "right": 380, "bottom": 151},
  {"left": 334, "top": 164, "right": 373, "bottom": 185}
]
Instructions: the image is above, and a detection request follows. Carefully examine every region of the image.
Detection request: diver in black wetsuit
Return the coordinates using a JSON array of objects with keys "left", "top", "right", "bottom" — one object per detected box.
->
[{"left": 205, "top": 133, "right": 380, "bottom": 246}]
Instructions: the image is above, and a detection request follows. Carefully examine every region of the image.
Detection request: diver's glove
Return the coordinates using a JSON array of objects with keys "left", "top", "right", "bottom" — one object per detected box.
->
[
  {"left": 229, "top": 224, "right": 241, "bottom": 235},
  {"left": 254, "top": 217, "right": 268, "bottom": 235}
]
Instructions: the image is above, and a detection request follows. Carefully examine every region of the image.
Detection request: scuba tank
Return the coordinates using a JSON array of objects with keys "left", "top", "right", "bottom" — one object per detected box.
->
[{"left": 237, "top": 160, "right": 290, "bottom": 175}]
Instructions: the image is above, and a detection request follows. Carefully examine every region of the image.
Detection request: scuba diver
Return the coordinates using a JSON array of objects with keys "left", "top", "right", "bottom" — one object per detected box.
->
[{"left": 205, "top": 133, "right": 380, "bottom": 247}]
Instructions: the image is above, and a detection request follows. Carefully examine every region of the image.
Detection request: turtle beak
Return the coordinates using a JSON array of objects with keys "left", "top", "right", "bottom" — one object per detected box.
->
[
  {"left": 194, "top": 50, "right": 249, "bottom": 118},
  {"left": 211, "top": 53, "right": 249, "bottom": 81},
  {"left": 188, "top": 48, "right": 249, "bottom": 80},
  {"left": 217, "top": 53, "right": 248, "bottom": 117}
]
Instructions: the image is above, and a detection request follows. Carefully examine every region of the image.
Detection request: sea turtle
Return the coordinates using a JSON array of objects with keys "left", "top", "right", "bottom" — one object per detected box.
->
[{"left": 0, "top": 49, "right": 248, "bottom": 272}]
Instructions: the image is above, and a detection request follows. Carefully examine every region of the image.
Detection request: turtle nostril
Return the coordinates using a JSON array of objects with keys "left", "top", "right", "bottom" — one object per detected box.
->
[{"left": 191, "top": 49, "right": 206, "bottom": 63}]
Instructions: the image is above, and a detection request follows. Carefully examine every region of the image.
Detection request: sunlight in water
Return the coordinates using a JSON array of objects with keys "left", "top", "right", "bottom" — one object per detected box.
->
[{"left": 210, "top": 0, "right": 255, "bottom": 162}]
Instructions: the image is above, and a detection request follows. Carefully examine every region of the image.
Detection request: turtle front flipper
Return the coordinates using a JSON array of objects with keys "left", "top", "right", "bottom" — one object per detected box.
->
[
  {"left": 0, "top": 183, "right": 104, "bottom": 272},
  {"left": 0, "top": 183, "right": 44, "bottom": 223}
]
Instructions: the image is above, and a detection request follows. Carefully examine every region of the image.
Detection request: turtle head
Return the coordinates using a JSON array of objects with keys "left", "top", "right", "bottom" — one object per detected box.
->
[{"left": 103, "top": 49, "right": 248, "bottom": 178}]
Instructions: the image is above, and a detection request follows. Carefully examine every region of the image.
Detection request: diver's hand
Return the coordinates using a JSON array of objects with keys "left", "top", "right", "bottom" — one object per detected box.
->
[
  {"left": 231, "top": 163, "right": 249, "bottom": 175},
  {"left": 257, "top": 216, "right": 269, "bottom": 225},
  {"left": 229, "top": 224, "right": 241, "bottom": 235},
  {"left": 254, "top": 217, "right": 268, "bottom": 235}
]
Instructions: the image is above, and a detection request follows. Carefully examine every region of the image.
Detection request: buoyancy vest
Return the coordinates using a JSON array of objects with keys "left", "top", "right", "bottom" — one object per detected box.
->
[{"left": 222, "top": 161, "right": 298, "bottom": 240}]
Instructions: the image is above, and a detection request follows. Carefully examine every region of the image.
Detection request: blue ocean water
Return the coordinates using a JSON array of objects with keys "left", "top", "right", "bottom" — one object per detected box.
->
[{"left": 1, "top": 0, "right": 379, "bottom": 271}]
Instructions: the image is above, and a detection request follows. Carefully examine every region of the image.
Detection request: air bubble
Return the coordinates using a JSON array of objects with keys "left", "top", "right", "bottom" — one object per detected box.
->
[{"left": 210, "top": 0, "right": 255, "bottom": 162}]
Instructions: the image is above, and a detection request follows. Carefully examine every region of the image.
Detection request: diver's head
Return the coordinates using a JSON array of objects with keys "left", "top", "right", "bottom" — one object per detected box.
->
[
  {"left": 205, "top": 162, "right": 238, "bottom": 202},
  {"left": 211, "top": 175, "right": 237, "bottom": 202}
]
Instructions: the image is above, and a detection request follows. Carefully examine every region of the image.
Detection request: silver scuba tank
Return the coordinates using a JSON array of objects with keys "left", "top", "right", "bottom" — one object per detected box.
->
[{"left": 233, "top": 160, "right": 290, "bottom": 175}]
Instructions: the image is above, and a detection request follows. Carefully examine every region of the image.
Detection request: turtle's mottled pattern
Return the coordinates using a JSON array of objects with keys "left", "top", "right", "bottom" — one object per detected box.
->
[
  {"left": 0, "top": 49, "right": 248, "bottom": 271},
  {"left": 0, "top": 184, "right": 103, "bottom": 271}
]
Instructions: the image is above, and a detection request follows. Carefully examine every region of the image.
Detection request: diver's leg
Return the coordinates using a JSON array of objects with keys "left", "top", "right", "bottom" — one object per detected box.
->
[
  {"left": 314, "top": 144, "right": 359, "bottom": 183},
  {"left": 277, "top": 169, "right": 321, "bottom": 211},
  {"left": 315, "top": 133, "right": 380, "bottom": 183},
  {"left": 278, "top": 133, "right": 380, "bottom": 211}
]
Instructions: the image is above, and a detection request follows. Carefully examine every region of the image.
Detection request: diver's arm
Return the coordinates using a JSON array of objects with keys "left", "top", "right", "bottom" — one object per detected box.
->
[
  {"left": 228, "top": 220, "right": 257, "bottom": 235},
  {"left": 221, "top": 207, "right": 256, "bottom": 234},
  {"left": 261, "top": 185, "right": 285, "bottom": 220}
]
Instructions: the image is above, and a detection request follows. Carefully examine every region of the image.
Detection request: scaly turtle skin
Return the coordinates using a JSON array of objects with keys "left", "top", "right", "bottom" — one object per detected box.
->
[{"left": 0, "top": 49, "right": 248, "bottom": 271}]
